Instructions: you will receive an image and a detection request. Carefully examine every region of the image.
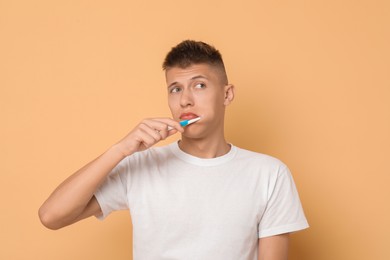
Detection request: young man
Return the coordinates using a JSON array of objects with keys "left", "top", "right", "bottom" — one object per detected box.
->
[{"left": 39, "top": 40, "right": 308, "bottom": 260}]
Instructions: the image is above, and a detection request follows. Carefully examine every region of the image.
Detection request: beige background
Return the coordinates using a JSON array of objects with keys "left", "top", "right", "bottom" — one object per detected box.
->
[{"left": 1, "top": 0, "right": 389, "bottom": 259}]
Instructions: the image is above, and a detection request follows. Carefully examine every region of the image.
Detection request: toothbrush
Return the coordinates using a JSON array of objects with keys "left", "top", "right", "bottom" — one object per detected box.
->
[{"left": 167, "top": 117, "right": 201, "bottom": 131}]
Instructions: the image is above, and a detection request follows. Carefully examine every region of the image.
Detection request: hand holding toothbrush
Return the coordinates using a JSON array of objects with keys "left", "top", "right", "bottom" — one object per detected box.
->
[{"left": 114, "top": 117, "right": 200, "bottom": 156}]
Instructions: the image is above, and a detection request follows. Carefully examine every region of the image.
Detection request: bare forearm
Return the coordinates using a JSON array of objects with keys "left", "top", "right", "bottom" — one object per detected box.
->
[
  {"left": 38, "top": 144, "right": 126, "bottom": 229},
  {"left": 39, "top": 118, "right": 183, "bottom": 230}
]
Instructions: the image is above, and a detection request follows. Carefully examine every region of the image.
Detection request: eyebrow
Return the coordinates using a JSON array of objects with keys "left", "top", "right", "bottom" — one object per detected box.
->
[{"left": 167, "top": 75, "right": 209, "bottom": 89}]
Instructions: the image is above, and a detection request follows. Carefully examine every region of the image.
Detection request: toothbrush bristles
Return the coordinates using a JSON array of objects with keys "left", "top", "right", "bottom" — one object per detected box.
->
[{"left": 188, "top": 117, "right": 201, "bottom": 124}]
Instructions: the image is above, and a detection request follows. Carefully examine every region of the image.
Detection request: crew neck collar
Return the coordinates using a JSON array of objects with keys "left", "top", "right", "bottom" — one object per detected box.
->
[{"left": 169, "top": 141, "right": 237, "bottom": 167}]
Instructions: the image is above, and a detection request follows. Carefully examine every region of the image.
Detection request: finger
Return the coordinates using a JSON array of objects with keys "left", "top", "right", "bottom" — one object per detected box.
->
[
  {"left": 140, "top": 119, "right": 170, "bottom": 134},
  {"left": 148, "top": 118, "right": 184, "bottom": 133},
  {"left": 135, "top": 127, "right": 158, "bottom": 145},
  {"left": 157, "top": 129, "right": 169, "bottom": 140},
  {"left": 138, "top": 123, "right": 162, "bottom": 143},
  {"left": 138, "top": 120, "right": 183, "bottom": 140}
]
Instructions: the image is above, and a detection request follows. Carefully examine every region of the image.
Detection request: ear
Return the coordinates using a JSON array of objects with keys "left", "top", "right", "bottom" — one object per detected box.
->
[{"left": 223, "top": 84, "right": 235, "bottom": 106}]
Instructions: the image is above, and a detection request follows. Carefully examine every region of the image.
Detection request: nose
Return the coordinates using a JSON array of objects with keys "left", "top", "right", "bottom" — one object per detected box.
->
[{"left": 180, "top": 88, "right": 194, "bottom": 108}]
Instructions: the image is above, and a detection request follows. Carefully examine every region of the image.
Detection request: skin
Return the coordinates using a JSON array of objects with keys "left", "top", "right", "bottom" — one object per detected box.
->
[
  {"left": 166, "top": 64, "right": 289, "bottom": 259},
  {"left": 38, "top": 117, "right": 184, "bottom": 229},
  {"left": 166, "top": 63, "right": 234, "bottom": 158},
  {"left": 259, "top": 234, "right": 289, "bottom": 260},
  {"left": 38, "top": 63, "right": 289, "bottom": 259}
]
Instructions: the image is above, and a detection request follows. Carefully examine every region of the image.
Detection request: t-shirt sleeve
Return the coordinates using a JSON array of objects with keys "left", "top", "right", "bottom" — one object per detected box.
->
[
  {"left": 94, "top": 157, "right": 130, "bottom": 220},
  {"left": 258, "top": 164, "right": 309, "bottom": 238}
]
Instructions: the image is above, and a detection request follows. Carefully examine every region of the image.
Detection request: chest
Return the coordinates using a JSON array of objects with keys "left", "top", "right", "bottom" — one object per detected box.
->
[{"left": 128, "top": 169, "right": 268, "bottom": 233}]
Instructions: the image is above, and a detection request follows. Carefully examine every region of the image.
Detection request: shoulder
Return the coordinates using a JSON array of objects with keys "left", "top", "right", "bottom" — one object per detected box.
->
[
  {"left": 233, "top": 145, "right": 288, "bottom": 170},
  {"left": 111, "top": 143, "right": 173, "bottom": 178}
]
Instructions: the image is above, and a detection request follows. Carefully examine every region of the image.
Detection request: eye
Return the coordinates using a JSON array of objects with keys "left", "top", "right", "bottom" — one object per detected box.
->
[
  {"left": 194, "top": 83, "right": 206, "bottom": 89},
  {"left": 169, "top": 86, "right": 181, "bottom": 93}
]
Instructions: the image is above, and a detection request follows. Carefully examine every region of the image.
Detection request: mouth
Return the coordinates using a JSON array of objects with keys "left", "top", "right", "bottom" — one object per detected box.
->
[{"left": 179, "top": 112, "right": 199, "bottom": 120}]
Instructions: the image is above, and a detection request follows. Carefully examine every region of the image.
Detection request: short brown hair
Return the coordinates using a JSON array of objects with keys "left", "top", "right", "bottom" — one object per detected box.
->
[{"left": 163, "top": 40, "right": 228, "bottom": 84}]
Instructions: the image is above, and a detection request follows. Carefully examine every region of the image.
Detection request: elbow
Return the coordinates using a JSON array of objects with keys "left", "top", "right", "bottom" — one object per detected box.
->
[{"left": 38, "top": 205, "right": 63, "bottom": 230}]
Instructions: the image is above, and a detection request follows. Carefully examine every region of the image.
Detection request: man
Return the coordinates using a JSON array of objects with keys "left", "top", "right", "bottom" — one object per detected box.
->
[{"left": 39, "top": 40, "right": 308, "bottom": 260}]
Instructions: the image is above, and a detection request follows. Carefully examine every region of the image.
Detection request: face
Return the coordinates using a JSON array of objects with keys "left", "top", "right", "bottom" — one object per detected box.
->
[{"left": 166, "top": 63, "right": 234, "bottom": 139}]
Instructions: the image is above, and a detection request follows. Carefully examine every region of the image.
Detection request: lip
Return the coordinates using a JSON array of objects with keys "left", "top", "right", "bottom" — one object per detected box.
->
[{"left": 179, "top": 112, "right": 199, "bottom": 120}]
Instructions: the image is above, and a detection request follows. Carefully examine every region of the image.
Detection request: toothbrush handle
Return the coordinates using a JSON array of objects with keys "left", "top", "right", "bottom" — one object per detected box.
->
[{"left": 167, "top": 120, "right": 189, "bottom": 131}]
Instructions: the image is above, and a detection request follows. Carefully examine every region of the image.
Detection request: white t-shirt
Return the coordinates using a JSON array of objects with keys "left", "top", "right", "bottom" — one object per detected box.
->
[{"left": 95, "top": 142, "right": 308, "bottom": 260}]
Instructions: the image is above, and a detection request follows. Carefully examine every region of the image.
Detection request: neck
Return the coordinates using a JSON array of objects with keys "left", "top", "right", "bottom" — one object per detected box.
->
[{"left": 179, "top": 133, "right": 230, "bottom": 159}]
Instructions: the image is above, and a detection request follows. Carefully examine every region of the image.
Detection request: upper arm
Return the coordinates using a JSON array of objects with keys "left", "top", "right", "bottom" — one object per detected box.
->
[
  {"left": 258, "top": 233, "right": 289, "bottom": 260},
  {"left": 70, "top": 196, "right": 103, "bottom": 225}
]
